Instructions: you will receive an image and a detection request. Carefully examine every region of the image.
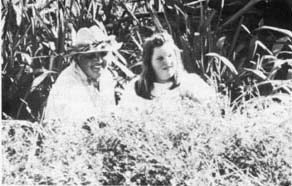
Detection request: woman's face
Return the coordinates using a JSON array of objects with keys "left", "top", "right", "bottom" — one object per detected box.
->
[
  {"left": 77, "top": 52, "right": 108, "bottom": 80},
  {"left": 151, "top": 42, "right": 178, "bottom": 83}
]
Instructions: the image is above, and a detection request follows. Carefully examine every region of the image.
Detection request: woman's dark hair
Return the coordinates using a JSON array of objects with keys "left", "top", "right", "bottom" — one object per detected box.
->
[{"left": 135, "top": 31, "right": 183, "bottom": 99}]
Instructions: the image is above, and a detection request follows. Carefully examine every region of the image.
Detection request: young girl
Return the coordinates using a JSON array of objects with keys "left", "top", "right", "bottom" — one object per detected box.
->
[{"left": 119, "top": 32, "right": 216, "bottom": 111}]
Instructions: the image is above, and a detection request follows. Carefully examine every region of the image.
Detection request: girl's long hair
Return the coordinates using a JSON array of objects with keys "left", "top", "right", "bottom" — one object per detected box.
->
[{"left": 135, "top": 31, "right": 184, "bottom": 99}]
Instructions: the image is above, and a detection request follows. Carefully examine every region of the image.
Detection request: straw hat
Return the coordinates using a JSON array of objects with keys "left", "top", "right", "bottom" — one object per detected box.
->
[{"left": 68, "top": 24, "right": 122, "bottom": 55}]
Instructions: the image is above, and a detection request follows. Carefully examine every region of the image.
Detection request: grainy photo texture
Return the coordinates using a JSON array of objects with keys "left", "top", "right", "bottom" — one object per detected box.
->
[{"left": 2, "top": 0, "right": 292, "bottom": 185}]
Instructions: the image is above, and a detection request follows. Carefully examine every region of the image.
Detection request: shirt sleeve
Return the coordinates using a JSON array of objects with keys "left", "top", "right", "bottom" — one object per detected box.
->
[
  {"left": 99, "top": 69, "right": 116, "bottom": 109},
  {"left": 45, "top": 83, "right": 94, "bottom": 124},
  {"left": 180, "top": 73, "right": 216, "bottom": 103},
  {"left": 45, "top": 68, "right": 103, "bottom": 124},
  {"left": 118, "top": 77, "right": 147, "bottom": 110}
]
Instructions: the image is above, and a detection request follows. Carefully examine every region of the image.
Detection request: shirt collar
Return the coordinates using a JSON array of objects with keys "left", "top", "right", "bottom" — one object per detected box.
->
[
  {"left": 152, "top": 82, "right": 173, "bottom": 97},
  {"left": 153, "top": 82, "right": 173, "bottom": 89},
  {"left": 73, "top": 63, "right": 90, "bottom": 85},
  {"left": 73, "top": 62, "right": 101, "bottom": 90}
]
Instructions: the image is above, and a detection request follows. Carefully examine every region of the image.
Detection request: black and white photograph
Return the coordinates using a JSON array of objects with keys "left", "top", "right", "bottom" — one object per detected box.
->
[{"left": 1, "top": 0, "right": 292, "bottom": 185}]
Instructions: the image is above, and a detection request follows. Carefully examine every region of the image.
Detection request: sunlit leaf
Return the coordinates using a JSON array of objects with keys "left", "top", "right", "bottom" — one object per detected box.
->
[
  {"left": 31, "top": 7, "right": 36, "bottom": 35},
  {"left": 34, "top": 8, "right": 56, "bottom": 40},
  {"left": 129, "top": 61, "right": 142, "bottom": 69},
  {"left": 268, "top": 59, "right": 287, "bottom": 68},
  {"left": 13, "top": 24, "right": 32, "bottom": 52},
  {"left": 221, "top": 0, "right": 225, "bottom": 9},
  {"left": 261, "top": 55, "right": 277, "bottom": 61},
  {"left": 241, "top": 24, "right": 251, "bottom": 35},
  {"left": 19, "top": 98, "right": 34, "bottom": 119},
  {"left": 51, "top": 25, "right": 58, "bottom": 39},
  {"left": 130, "top": 35, "right": 143, "bottom": 51},
  {"left": 111, "top": 56, "right": 135, "bottom": 78},
  {"left": 70, "top": 1, "right": 80, "bottom": 17},
  {"left": 277, "top": 51, "right": 292, "bottom": 57},
  {"left": 256, "top": 26, "right": 292, "bottom": 39},
  {"left": 244, "top": 68, "right": 267, "bottom": 80},
  {"left": 206, "top": 53, "right": 238, "bottom": 75},
  {"left": 18, "top": 52, "right": 32, "bottom": 65},
  {"left": 184, "top": 0, "right": 206, "bottom": 6},
  {"left": 30, "top": 69, "right": 56, "bottom": 92},
  {"left": 43, "top": 41, "right": 56, "bottom": 51},
  {"left": 12, "top": 2, "right": 22, "bottom": 26},
  {"left": 255, "top": 40, "right": 273, "bottom": 55},
  {"left": 259, "top": 55, "right": 277, "bottom": 69},
  {"left": 113, "top": 50, "right": 127, "bottom": 65},
  {"left": 145, "top": 1, "right": 163, "bottom": 32},
  {"left": 34, "top": 0, "right": 51, "bottom": 9},
  {"left": 121, "top": 2, "right": 140, "bottom": 24},
  {"left": 272, "top": 36, "right": 291, "bottom": 54},
  {"left": 266, "top": 80, "right": 292, "bottom": 93},
  {"left": 39, "top": 7, "right": 56, "bottom": 24},
  {"left": 216, "top": 36, "right": 226, "bottom": 50}
]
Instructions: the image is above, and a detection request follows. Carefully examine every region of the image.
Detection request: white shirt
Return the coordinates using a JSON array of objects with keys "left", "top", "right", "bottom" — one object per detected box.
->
[
  {"left": 119, "top": 73, "right": 216, "bottom": 112},
  {"left": 44, "top": 63, "right": 115, "bottom": 124}
]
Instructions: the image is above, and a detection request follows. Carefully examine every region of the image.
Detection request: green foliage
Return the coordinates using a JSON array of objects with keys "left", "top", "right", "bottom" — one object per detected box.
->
[{"left": 2, "top": 95, "right": 292, "bottom": 185}]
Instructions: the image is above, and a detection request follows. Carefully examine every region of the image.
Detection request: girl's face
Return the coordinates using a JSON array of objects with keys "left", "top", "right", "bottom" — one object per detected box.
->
[{"left": 151, "top": 42, "right": 178, "bottom": 83}]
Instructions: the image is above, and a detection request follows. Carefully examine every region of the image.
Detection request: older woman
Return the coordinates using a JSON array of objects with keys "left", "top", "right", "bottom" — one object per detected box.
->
[
  {"left": 119, "top": 31, "right": 216, "bottom": 110},
  {"left": 45, "top": 24, "right": 121, "bottom": 124}
]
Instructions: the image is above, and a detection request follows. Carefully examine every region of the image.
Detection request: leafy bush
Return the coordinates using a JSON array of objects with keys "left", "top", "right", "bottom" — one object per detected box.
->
[{"left": 2, "top": 95, "right": 292, "bottom": 185}]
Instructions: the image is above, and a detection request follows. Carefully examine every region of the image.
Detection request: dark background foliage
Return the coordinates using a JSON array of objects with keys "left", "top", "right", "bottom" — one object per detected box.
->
[{"left": 2, "top": 0, "right": 292, "bottom": 121}]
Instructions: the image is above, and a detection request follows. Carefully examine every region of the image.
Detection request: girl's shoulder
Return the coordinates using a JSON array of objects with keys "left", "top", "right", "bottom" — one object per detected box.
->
[
  {"left": 118, "top": 76, "right": 152, "bottom": 110},
  {"left": 179, "top": 72, "right": 216, "bottom": 102},
  {"left": 180, "top": 73, "right": 210, "bottom": 87}
]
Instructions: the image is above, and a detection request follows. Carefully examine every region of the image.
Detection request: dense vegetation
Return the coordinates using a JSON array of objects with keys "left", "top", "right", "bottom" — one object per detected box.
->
[
  {"left": 3, "top": 95, "right": 292, "bottom": 185},
  {"left": 2, "top": 0, "right": 292, "bottom": 185},
  {"left": 2, "top": 0, "right": 292, "bottom": 120}
]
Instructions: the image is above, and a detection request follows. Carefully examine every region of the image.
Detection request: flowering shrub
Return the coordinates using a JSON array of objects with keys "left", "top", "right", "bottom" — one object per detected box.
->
[{"left": 2, "top": 94, "right": 292, "bottom": 185}]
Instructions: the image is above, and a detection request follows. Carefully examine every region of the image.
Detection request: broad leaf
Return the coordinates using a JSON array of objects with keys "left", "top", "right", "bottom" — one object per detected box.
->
[
  {"left": 256, "top": 26, "right": 292, "bottom": 39},
  {"left": 206, "top": 53, "right": 238, "bottom": 75},
  {"left": 30, "top": 69, "right": 56, "bottom": 92},
  {"left": 244, "top": 68, "right": 267, "bottom": 80},
  {"left": 12, "top": 2, "right": 22, "bottom": 26},
  {"left": 184, "top": 0, "right": 206, "bottom": 6},
  {"left": 272, "top": 36, "right": 291, "bottom": 54},
  {"left": 216, "top": 36, "right": 226, "bottom": 50},
  {"left": 16, "top": 52, "right": 32, "bottom": 65},
  {"left": 255, "top": 40, "right": 273, "bottom": 55}
]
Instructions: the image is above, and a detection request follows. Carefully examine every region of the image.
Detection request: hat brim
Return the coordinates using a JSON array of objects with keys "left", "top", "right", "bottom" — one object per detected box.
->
[{"left": 68, "top": 36, "right": 122, "bottom": 55}]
